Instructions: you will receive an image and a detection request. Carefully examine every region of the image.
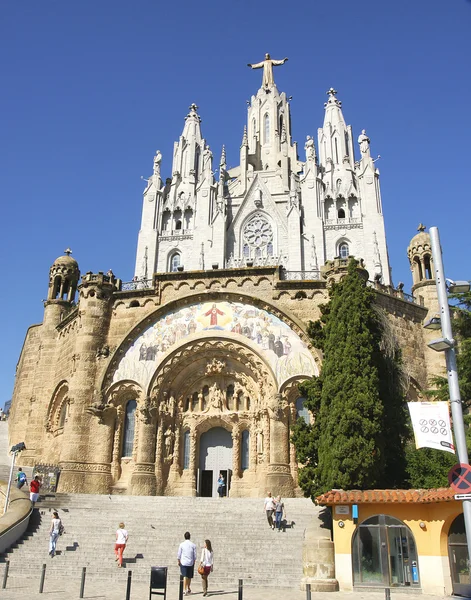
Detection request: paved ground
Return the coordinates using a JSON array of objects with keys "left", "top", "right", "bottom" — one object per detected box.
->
[{"left": 0, "top": 574, "right": 451, "bottom": 600}]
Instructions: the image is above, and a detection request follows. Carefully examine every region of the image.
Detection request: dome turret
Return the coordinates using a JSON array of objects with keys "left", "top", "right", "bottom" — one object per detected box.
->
[
  {"left": 47, "top": 248, "right": 80, "bottom": 303},
  {"left": 407, "top": 224, "right": 434, "bottom": 288}
]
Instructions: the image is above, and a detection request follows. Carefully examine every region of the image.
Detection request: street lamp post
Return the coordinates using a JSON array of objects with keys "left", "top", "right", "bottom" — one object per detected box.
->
[
  {"left": 3, "top": 442, "right": 26, "bottom": 515},
  {"left": 429, "top": 226, "right": 471, "bottom": 573}
]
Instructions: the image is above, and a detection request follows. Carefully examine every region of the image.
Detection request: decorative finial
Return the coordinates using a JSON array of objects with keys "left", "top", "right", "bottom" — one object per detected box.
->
[
  {"left": 417, "top": 223, "right": 426, "bottom": 232},
  {"left": 241, "top": 126, "right": 248, "bottom": 148},
  {"left": 189, "top": 103, "right": 198, "bottom": 113},
  {"left": 326, "top": 87, "right": 338, "bottom": 97},
  {"left": 64, "top": 248, "right": 72, "bottom": 256}
]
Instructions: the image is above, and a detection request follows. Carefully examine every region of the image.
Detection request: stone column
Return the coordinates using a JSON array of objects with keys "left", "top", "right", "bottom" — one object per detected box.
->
[
  {"left": 231, "top": 423, "right": 240, "bottom": 495},
  {"left": 110, "top": 408, "right": 123, "bottom": 483},
  {"left": 154, "top": 422, "right": 164, "bottom": 495},
  {"left": 131, "top": 411, "right": 157, "bottom": 496},
  {"left": 188, "top": 426, "right": 197, "bottom": 496},
  {"left": 289, "top": 402, "right": 299, "bottom": 484},
  {"left": 267, "top": 394, "right": 294, "bottom": 496}
]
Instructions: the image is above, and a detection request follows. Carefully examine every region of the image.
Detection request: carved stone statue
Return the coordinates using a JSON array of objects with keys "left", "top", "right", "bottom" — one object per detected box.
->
[
  {"left": 206, "top": 382, "right": 223, "bottom": 412},
  {"left": 358, "top": 130, "right": 370, "bottom": 155},
  {"left": 304, "top": 135, "right": 315, "bottom": 161},
  {"left": 203, "top": 145, "right": 212, "bottom": 174},
  {"left": 168, "top": 394, "right": 176, "bottom": 417},
  {"left": 247, "top": 54, "right": 289, "bottom": 90},
  {"left": 153, "top": 150, "right": 162, "bottom": 177},
  {"left": 164, "top": 428, "right": 174, "bottom": 459}
]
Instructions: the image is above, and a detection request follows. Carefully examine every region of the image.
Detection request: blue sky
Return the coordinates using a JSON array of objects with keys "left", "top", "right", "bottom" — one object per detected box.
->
[{"left": 1, "top": 0, "right": 470, "bottom": 405}]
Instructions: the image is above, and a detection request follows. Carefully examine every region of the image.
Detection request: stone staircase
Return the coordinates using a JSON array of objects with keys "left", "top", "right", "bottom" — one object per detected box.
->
[{"left": 0, "top": 493, "right": 324, "bottom": 588}]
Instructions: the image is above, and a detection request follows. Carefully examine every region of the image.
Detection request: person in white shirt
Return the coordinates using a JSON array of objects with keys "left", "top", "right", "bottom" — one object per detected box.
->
[
  {"left": 199, "top": 539, "right": 214, "bottom": 597},
  {"left": 115, "top": 522, "right": 129, "bottom": 568},
  {"left": 263, "top": 491, "right": 276, "bottom": 529},
  {"left": 49, "top": 511, "right": 62, "bottom": 557},
  {"left": 177, "top": 531, "right": 197, "bottom": 596}
]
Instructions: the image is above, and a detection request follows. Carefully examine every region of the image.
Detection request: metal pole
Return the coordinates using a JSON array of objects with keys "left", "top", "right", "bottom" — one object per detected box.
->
[
  {"left": 238, "top": 579, "right": 243, "bottom": 600},
  {"left": 3, "top": 452, "right": 17, "bottom": 515},
  {"left": 79, "top": 567, "right": 86, "bottom": 598},
  {"left": 2, "top": 561, "right": 9, "bottom": 589},
  {"left": 178, "top": 574, "right": 183, "bottom": 600},
  {"left": 306, "top": 582, "right": 311, "bottom": 600},
  {"left": 430, "top": 226, "right": 471, "bottom": 571},
  {"left": 39, "top": 563, "right": 46, "bottom": 593},
  {"left": 125, "top": 569, "right": 132, "bottom": 600},
  {"left": 385, "top": 588, "right": 391, "bottom": 600}
]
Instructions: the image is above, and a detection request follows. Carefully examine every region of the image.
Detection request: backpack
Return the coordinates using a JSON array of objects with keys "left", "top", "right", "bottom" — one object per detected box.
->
[
  {"left": 18, "top": 472, "right": 26, "bottom": 483},
  {"left": 59, "top": 523, "right": 65, "bottom": 536}
]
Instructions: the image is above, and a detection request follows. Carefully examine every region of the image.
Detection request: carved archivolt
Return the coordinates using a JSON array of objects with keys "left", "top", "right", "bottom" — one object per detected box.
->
[{"left": 45, "top": 380, "right": 69, "bottom": 435}]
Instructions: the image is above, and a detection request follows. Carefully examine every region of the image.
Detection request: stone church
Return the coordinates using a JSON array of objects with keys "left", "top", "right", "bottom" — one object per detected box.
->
[{"left": 9, "top": 56, "right": 443, "bottom": 497}]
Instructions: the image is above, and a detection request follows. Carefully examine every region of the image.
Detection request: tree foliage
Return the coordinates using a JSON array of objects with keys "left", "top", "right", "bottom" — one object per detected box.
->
[{"left": 291, "top": 259, "right": 408, "bottom": 499}]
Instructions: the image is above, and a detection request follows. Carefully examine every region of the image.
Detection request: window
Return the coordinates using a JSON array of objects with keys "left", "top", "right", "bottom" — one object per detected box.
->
[
  {"left": 58, "top": 402, "right": 68, "bottom": 429},
  {"left": 295, "top": 397, "right": 310, "bottom": 425},
  {"left": 339, "top": 243, "right": 349, "bottom": 259},
  {"left": 175, "top": 220, "right": 182, "bottom": 230},
  {"left": 241, "top": 430, "right": 250, "bottom": 470},
  {"left": 170, "top": 253, "right": 181, "bottom": 272},
  {"left": 338, "top": 208, "right": 345, "bottom": 219},
  {"left": 424, "top": 255, "right": 432, "bottom": 280},
  {"left": 334, "top": 138, "right": 339, "bottom": 164},
  {"left": 183, "top": 430, "right": 190, "bottom": 469},
  {"left": 264, "top": 113, "right": 270, "bottom": 144},
  {"left": 121, "top": 400, "right": 137, "bottom": 458}
]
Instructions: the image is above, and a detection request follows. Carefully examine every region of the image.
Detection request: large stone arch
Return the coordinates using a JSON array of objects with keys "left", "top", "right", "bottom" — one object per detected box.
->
[{"left": 99, "top": 290, "right": 320, "bottom": 393}]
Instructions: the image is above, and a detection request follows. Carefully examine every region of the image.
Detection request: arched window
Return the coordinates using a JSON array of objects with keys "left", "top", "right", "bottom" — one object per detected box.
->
[
  {"left": 338, "top": 208, "right": 346, "bottom": 219},
  {"left": 413, "top": 256, "right": 423, "bottom": 281},
  {"left": 169, "top": 253, "right": 181, "bottom": 272},
  {"left": 121, "top": 400, "right": 137, "bottom": 458},
  {"left": 184, "top": 208, "right": 193, "bottom": 230},
  {"left": 424, "top": 254, "right": 432, "bottom": 280},
  {"left": 194, "top": 145, "right": 200, "bottom": 180},
  {"left": 448, "top": 513, "right": 471, "bottom": 596},
  {"left": 339, "top": 243, "right": 349, "bottom": 259},
  {"left": 175, "top": 220, "right": 182, "bottom": 231},
  {"left": 52, "top": 276, "right": 61, "bottom": 299},
  {"left": 295, "top": 397, "right": 310, "bottom": 425},
  {"left": 264, "top": 113, "right": 270, "bottom": 144},
  {"left": 183, "top": 430, "right": 190, "bottom": 469},
  {"left": 241, "top": 430, "right": 250, "bottom": 470},
  {"left": 58, "top": 402, "right": 68, "bottom": 429},
  {"left": 267, "top": 242, "right": 273, "bottom": 257},
  {"left": 334, "top": 138, "right": 339, "bottom": 164},
  {"left": 345, "top": 131, "right": 350, "bottom": 156},
  {"left": 243, "top": 243, "right": 250, "bottom": 258},
  {"left": 352, "top": 515, "right": 420, "bottom": 587},
  {"left": 162, "top": 210, "right": 171, "bottom": 231}
]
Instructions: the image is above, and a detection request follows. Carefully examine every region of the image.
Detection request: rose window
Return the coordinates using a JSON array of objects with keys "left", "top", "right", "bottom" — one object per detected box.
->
[{"left": 243, "top": 214, "right": 273, "bottom": 253}]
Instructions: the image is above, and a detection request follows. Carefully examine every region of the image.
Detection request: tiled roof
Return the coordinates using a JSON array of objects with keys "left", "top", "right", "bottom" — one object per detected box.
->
[{"left": 316, "top": 487, "right": 456, "bottom": 505}]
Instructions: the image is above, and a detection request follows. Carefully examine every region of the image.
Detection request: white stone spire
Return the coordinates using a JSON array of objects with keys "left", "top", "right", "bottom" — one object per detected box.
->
[{"left": 318, "top": 88, "right": 354, "bottom": 169}]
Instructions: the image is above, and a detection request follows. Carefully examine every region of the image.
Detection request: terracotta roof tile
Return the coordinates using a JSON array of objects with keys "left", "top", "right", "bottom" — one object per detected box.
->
[{"left": 316, "top": 487, "right": 456, "bottom": 505}]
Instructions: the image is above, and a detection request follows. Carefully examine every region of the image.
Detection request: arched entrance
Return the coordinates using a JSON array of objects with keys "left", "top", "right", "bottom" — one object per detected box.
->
[
  {"left": 352, "top": 515, "right": 420, "bottom": 587},
  {"left": 198, "top": 427, "right": 233, "bottom": 497},
  {"left": 448, "top": 513, "right": 471, "bottom": 596}
]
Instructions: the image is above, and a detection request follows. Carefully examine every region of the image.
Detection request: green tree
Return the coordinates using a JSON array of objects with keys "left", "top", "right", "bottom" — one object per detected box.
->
[{"left": 292, "top": 259, "right": 408, "bottom": 499}]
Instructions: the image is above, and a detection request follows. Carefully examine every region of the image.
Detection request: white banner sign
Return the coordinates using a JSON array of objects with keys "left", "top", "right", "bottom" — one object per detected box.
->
[{"left": 408, "top": 401, "right": 455, "bottom": 454}]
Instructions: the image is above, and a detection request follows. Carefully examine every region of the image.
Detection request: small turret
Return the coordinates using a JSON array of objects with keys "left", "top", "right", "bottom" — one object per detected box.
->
[
  {"left": 408, "top": 224, "right": 434, "bottom": 290},
  {"left": 47, "top": 249, "right": 80, "bottom": 303}
]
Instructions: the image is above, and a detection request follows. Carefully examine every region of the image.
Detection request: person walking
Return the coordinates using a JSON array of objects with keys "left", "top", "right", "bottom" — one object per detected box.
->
[
  {"left": 16, "top": 467, "right": 27, "bottom": 489},
  {"left": 49, "top": 511, "right": 63, "bottom": 557},
  {"left": 217, "top": 473, "right": 225, "bottom": 498},
  {"left": 199, "top": 539, "right": 214, "bottom": 597},
  {"left": 115, "top": 522, "right": 128, "bottom": 568},
  {"left": 177, "top": 531, "right": 197, "bottom": 595},
  {"left": 29, "top": 476, "right": 41, "bottom": 505},
  {"left": 274, "top": 496, "right": 285, "bottom": 532},
  {"left": 263, "top": 491, "right": 276, "bottom": 529}
]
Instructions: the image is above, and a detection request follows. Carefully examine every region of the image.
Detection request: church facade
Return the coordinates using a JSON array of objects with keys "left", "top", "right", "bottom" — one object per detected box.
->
[{"left": 9, "top": 59, "right": 444, "bottom": 497}]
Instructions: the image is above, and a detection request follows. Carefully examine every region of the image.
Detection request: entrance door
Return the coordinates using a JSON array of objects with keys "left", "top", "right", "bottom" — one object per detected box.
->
[
  {"left": 198, "top": 427, "right": 233, "bottom": 497},
  {"left": 353, "top": 515, "right": 420, "bottom": 587},
  {"left": 448, "top": 513, "right": 471, "bottom": 596}
]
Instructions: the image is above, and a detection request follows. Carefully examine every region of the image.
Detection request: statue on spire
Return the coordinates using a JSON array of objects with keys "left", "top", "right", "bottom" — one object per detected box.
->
[
  {"left": 247, "top": 53, "right": 288, "bottom": 90},
  {"left": 358, "top": 129, "right": 370, "bottom": 155}
]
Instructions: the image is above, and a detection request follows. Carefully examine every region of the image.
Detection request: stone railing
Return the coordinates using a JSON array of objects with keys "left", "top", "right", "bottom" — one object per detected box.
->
[
  {"left": 324, "top": 217, "right": 361, "bottom": 226},
  {"left": 280, "top": 268, "right": 322, "bottom": 281},
  {"left": 121, "top": 279, "right": 154, "bottom": 291},
  {"left": 367, "top": 280, "right": 419, "bottom": 305}
]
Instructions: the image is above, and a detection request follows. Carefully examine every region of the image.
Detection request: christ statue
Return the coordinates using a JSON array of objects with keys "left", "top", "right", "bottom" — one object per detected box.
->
[
  {"left": 247, "top": 53, "right": 288, "bottom": 89},
  {"left": 204, "top": 303, "right": 225, "bottom": 326}
]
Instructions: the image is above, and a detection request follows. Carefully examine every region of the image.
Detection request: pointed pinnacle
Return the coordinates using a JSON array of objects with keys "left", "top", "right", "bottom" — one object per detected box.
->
[
  {"left": 220, "top": 145, "right": 226, "bottom": 168},
  {"left": 241, "top": 126, "right": 248, "bottom": 147}
]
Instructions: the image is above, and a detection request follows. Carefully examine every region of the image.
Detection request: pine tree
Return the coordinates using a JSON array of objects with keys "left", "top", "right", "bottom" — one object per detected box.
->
[{"left": 291, "top": 259, "right": 408, "bottom": 499}]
